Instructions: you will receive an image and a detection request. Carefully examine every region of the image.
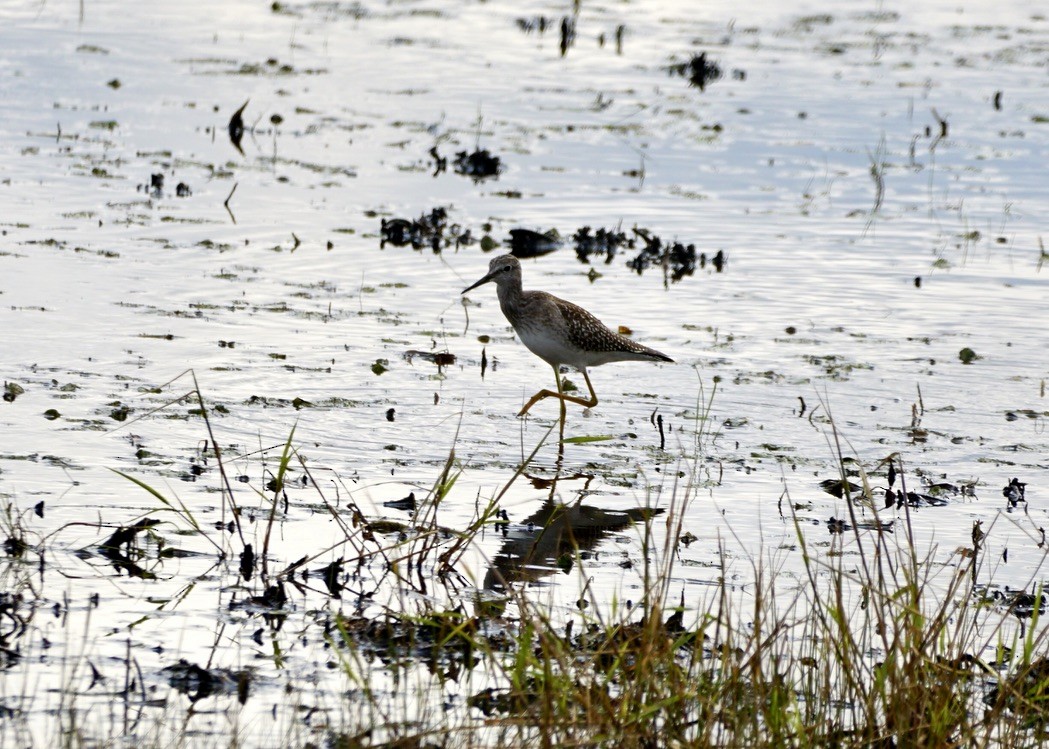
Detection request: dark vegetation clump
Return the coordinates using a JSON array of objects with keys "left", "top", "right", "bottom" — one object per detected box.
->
[
  {"left": 380, "top": 207, "right": 474, "bottom": 251},
  {"left": 453, "top": 148, "right": 501, "bottom": 180},
  {"left": 573, "top": 226, "right": 631, "bottom": 264},
  {"left": 668, "top": 52, "right": 722, "bottom": 90},
  {"left": 508, "top": 228, "right": 561, "bottom": 257},
  {"left": 573, "top": 225, "right": 725, "bottom": 281},
  {"left": 378, "top": 209, "right": 721, "bottom": 283},
  {"left": 626, "top": 228, "right": 703, "bottom": 282},
  {"left": 427, "top": 145, "right": 501, "bottom": 179}
]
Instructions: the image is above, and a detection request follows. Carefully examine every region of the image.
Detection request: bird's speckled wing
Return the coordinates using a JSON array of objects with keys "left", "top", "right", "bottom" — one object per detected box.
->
[{"left": 555, "top": 297, "right": 650, "bottom": 355}]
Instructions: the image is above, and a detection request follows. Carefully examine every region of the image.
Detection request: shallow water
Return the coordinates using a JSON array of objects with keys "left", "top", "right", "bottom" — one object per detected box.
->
[{"left": 0, "top": 0, "right": 1047, "bottom": 743}]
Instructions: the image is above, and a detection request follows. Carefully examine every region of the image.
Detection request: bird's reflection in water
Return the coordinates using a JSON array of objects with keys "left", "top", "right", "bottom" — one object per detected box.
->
[{"left": 484, "top": 471, "right": 663, "bottom": 592}]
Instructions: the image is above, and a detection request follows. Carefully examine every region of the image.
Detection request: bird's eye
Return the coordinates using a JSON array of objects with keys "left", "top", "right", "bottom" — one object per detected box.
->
[{"left": 502, "top": 265, "right": 512, "bottom": 272}]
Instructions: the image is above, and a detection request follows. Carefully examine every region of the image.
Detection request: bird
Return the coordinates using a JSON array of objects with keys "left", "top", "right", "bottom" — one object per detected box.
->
[{"left": 461, "top": 254, "right": 673, "bottom": 439}]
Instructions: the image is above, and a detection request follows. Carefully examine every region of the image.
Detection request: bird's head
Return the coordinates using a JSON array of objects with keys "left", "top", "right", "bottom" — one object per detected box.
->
[{"left": 462, "top": 254, "right": 521, "bottom": 294}]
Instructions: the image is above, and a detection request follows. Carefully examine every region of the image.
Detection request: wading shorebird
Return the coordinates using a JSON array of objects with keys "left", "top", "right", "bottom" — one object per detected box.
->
[{"left": 461, "top": 254, "right": 673, "bottom": 440}]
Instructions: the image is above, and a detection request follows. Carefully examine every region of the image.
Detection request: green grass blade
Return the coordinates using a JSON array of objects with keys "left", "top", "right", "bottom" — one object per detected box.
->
[
  {"left": 109, "top": 467, "right": 173, "bottom": 509},
  {"left": 561, "top": 434, "right": 614, "bottom": 444}
]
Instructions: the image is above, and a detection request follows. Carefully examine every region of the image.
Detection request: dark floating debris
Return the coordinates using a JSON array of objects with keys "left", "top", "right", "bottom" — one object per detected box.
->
[
  {"left": 97, "top": 518, "right": 163, "bottom": 580},
  {"left": 958, "top": 347, "right": 979, "bottom": 364},
  {"left": 380, "top": 207, "right": 473, "bottom": 252},
  {"left": 228, "top": 99, "right": 249, "bottom": 155},
  {"left": 826, "top": 516, "right": 893, "bottom": 535},
  {"left": 627, "top": 228, "right": 702, "bottom": 281},
  {"left": 669, "top": 52, "right": 723, "bottom": 91},
  {"left": 931, "top": 108, "right": 949, "bottom": 138},
  {"left": 559, "top": 16, "right": 575, "bottom": 57},
  {"left": 100, "top": 518, "right": 161, "bottom": 552},
  {"left": 163, "top": 659, "right": 251, "bottom": 704},
  {"left": 819, "top": 478, "right": 862, "bottom": 499},
  {"left": 508, "top": 228, "right": 561, "bottom": 258},
  {"left": 1003, "top": 477, "right": 1027, "bottom": 509},
  {"left": 4, "top": 535, "right": 28, "bottom": 556},
  {"left": 428, "top": 145, "right": 447, "bottom": 176},
  {"left": 826, "top": 516, "right": 848, "bottom": 534},
  {"left": 515, "top": 15, "right": 550, "bottom": 34},
  {"left": 573, "top": 226, "right": 630, "bottom": 264},
  {"left": 139, "top": 173, "right": 192, "bottom": 199},
  {"left": 453, "top": 148, "right": 501, "bottom": 180},
  {"left": 239, "top": 544, "right": 255, "bottom": 581},
  {"left": 599, "top": 24, "right": 627, "bottom": 55},
  {"left": 884, "top": 488, "right": 950, "bottom": 509},
  {"left": 653, "top": 410, "right": 666, "bottom": 450},
  {"left": 515, "top": 15, "right": 622, "bottom": 55},
  {"left": 378, "top": 209, "right": 713, "bottom": 282},
  {"left": 380, "top": 218, "right": 416, "bottom": 247},
  {"left": 975, "top": 586, "right": 1048, "bottom": 621},
  {"left": 404, "top": 350, "right": 456, "bottom": 372},
  {"left": 313, "top": 557, "right": 345, "bottom": 597},
  {"left": 428, "top": 144, "right": 500, "bottom": 180},
  {"left": 923, "top": 480, "right": 974, "bottom": 499},
  {"left": 814, "top": 459, "right": 976, "bottom": 514},
  {"left": 574, "top": 225, "right": 722, "bottom": 282},
  {"left": 232, "top": 582, "right": 288, "bottom": 612},
  {"left": 3, "top": 382, "right": 24, "bottom": 403},
  {"left": 384, "top": 492, "right": 417, "bottom": 513}
]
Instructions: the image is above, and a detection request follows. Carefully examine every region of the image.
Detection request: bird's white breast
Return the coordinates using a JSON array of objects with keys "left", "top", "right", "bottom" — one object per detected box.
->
[{"left": 515, "top": 323, "right": 580, "bottom": 368}]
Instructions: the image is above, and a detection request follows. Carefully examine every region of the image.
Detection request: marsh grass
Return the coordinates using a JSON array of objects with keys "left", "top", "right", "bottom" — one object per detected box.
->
[
  {"left": 66, "top": 374, "right": 1049, "bottom": 747},
  {"left": 432, "top": 505, "right": 1042, "bottom": 745}
]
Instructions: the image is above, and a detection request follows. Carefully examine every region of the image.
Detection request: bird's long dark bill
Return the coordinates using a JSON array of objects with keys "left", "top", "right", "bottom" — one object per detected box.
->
[{"left": 462, "top": 271, "right": 496, "bottom": 294}]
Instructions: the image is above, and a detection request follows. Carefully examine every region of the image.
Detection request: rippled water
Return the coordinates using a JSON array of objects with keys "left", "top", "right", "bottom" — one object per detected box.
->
[{"left": 0, "top": 0, "right": 1046, "bottom": 743}]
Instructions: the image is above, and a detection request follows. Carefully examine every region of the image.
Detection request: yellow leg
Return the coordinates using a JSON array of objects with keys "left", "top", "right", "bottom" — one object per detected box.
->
[
  {"left": 517, "top": 367, "right": 599, "bottom": 421},
  {"left": 557, "top": 375, "right": 567, "bottom": 443}
]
